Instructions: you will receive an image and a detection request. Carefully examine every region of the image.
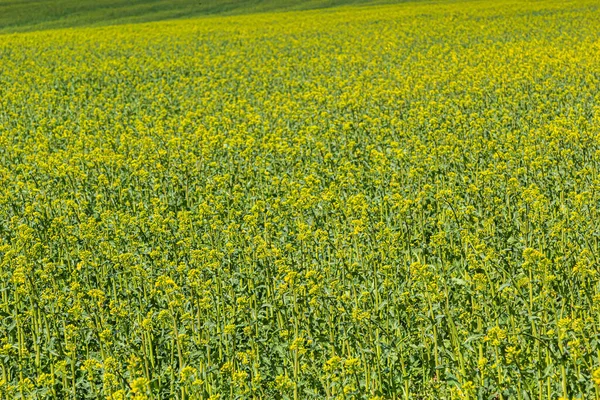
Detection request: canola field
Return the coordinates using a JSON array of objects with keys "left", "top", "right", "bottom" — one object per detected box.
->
[{"left": 1, "top": 0, "right": 600, "bottom": 398}]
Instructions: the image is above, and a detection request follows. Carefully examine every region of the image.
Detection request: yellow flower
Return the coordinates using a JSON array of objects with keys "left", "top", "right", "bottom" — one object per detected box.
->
[{"left": 593, "top": 368, "right": 600, "bottom": 386}]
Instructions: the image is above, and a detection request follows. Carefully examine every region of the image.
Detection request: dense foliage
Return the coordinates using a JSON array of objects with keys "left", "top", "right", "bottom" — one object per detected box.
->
[{"left": 1, "top": 0, "right": 600, "bottom": 398}]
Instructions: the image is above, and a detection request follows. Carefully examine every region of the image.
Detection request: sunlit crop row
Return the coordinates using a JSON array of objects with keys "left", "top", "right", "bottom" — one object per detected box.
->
[{"left": 1, "top": 0, "right": 600, "bottom": 398}]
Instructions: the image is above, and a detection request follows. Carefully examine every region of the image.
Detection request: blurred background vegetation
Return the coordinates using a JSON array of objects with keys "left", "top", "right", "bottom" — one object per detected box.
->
[{"left": 0, "top": 0, "right": 418, "bottom": 33}]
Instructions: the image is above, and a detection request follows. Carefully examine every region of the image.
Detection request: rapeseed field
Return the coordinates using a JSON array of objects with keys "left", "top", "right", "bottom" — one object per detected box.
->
[{"left": 1, "top": 0, "right": 600, "bottom": 398}]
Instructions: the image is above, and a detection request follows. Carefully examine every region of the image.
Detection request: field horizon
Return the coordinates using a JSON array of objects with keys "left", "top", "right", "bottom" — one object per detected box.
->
[{"left": 0, "top": 0, "right": 428, "bottom": 33}]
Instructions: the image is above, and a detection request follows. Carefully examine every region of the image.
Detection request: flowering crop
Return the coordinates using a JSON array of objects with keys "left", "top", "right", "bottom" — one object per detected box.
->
[{"left": 1, "top": 0, "right": 600, "bottom": 398}]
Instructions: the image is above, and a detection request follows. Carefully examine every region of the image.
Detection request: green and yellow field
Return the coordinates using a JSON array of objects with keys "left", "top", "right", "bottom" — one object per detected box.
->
[
  {"left": 0, "top": 0, "right": 410, "bottom": 33},
  {"left": 2, "top": 0, "right": 600, "bottom": 398}
]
